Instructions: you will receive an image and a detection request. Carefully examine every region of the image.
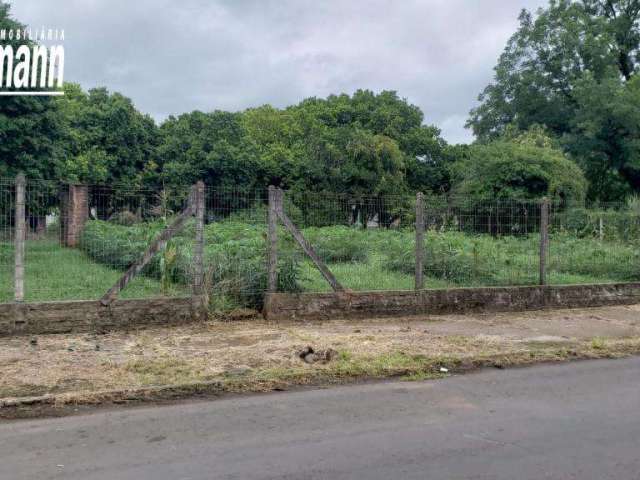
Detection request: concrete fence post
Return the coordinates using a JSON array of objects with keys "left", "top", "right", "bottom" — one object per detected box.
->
[
  {"left": 415, "top": 192, "right": 425, "bottom": 291},
  {"left": 267, "top": 186, "right": 278, "bottom": 293},
  {"left": 14, "top": 173, "right": 26, "bottom": 302},
  {"left": 193, "top": 181, "right": 206, "bottom": 306},
  {"left": 539, "top": 197, "right": 549, "bottom": 286}
]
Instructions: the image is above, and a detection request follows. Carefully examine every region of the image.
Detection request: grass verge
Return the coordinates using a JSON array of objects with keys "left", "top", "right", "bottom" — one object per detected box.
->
[{"left": 2, "top": 336, "right": 639, "bottom": 420}]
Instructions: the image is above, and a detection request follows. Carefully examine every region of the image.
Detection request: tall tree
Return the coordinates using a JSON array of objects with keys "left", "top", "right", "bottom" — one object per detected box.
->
[
  {"left": 158, "top": 110, "right": 258, "bottom": 191},
  {"left": 467, "top": 0, "right": 640, "bottom": 200},
  {"left": 55, "top": 83, "right": 160, "bottom": 188}
]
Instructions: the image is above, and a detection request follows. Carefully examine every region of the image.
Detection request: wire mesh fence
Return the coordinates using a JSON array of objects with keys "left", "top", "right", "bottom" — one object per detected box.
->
[
  {"left": 0, "top": 175, "right": 639, "bottom": 309},
  {"left": 281, "top": 190, "right": 416, "bottom": 292},
  {"left": 0, "top": 178, "right": 196, "bottom": 303},
  {"left": 0, "top": 178, "right": 15, "bottom": 302},
  {"left": 548, "top": 201, "right": 640, "bottom": 285},
  {"left": 422, "top": 197, "right": 542, "bottom": 287}
]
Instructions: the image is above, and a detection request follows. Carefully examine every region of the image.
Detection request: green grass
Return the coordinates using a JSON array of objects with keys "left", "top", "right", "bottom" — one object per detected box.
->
[
  {"left": 299, "top": 251, "right": 452, "bottom": 292},
  {"left": 1, "top": 219, "right": 637, "bottom": 305},
  {"left": 300, "top": 228, "right": 633, "bottom": 292},
  {"left": 0, "top": 240, "right": 186, "bottom": 303}
]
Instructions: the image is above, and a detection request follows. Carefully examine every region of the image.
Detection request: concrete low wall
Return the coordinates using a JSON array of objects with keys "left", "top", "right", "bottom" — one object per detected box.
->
[
  {"left": 264, "top": 283, "right": 640, "bottom": 321},
  {"left": 0, "top": 297, "right": 203, "bottom": 336}
]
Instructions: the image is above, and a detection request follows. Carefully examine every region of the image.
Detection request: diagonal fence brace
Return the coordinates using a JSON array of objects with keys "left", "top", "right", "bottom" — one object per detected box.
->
[
  {"left": 100, "top": 189, "right": 197, "bottom": 306},
  {"left": 273, "top": 188, "right": 344, "bottom": 292}
]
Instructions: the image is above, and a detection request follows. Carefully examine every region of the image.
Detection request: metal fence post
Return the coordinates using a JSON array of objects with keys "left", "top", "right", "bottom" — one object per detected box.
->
[
  {"left": 415, "top": 192, "right": 424, "bottom": 290},
  {"left": 539, "top": 197, "right": 549, "bottom": 286},
  {"left": 267, "top": 186, "right": 278, "bottom": 292},
  {"left": 14, "top": 173, "right": 25, "bottom": 302}
]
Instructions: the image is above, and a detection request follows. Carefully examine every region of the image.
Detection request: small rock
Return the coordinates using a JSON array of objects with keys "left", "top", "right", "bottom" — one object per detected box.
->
[
  {"left": 297, "top": 346, "right": 314, "bottom": 359},
  {"left": 303, "top": 353, "right": 319, "bottom": 364},
  {"left": 298, "top": 347, "right": 339, "bottom": 364}
]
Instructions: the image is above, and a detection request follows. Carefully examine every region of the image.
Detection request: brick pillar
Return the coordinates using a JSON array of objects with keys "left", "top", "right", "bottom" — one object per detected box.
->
[{"left": 61, "top": 184, "right": 89, "bottom": 247}]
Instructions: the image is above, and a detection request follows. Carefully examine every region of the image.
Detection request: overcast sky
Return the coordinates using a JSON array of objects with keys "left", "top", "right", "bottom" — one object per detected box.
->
[{"left": 11, "top": 0, "right": 547, "bottom": 144}]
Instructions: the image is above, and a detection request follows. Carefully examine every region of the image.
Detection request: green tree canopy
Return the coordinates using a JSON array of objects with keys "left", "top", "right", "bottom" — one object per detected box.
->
[
  {"left": 55, "top": 83, "right": 159, "bottom": 187},
  {"left": 158, "top": 109, "right": 259, "bottom": 192},
  {"left": 156, "top": 90, "right": 449, "bottom": 197},
  {"left": 467, "top": 0, "right": 640, "bottom": 200},
  {"left": 450, "top": 129, "right": 588, "bottom": 203}
]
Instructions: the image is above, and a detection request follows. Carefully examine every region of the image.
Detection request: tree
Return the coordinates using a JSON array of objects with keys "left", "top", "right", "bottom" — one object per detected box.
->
[
  {"left": 283, "top": 90, "right": 448, "bottom": 195},
  {"left": 566, "top": 74, "right": 640, "bottom": 201},
  {"left": 55, "top": 84, "right": 160, "bottom": 187},
  {"left": 450, "top": 129, "right": 587, "bottom": 203},
  {"left": 467, "top": 0, "right": 640, "bottom": 200},
  {"left": 158, "top": 110, "right": 259, "bottom": 194}
]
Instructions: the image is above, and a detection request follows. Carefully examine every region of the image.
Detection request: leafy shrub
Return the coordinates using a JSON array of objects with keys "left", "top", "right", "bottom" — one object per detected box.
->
[
  {"left": 80, "top": 220, "right": 163, "bottom": 269},
  {"left": 200, "top": 221, "right": 301, "bottom": 308},
  {"left": 301, "top": 226, "right": 369, "bottom": 263},
  {"left": 548, "top": 233, "right": 640, "bottom": 281},
  {"left": 79, "top": 219, "right": 302, "bottom": 309},
  {"left": 450, "top": 133, "right": 587, "bottom": 204},
  {"left": 108, "top": 210, "right": 140, "bottom": 226},
  {"left": 553, "top": 207, "right": 640, "bottom": 243},
  {"left": 381, "top": 230, "right": 526, "bottom": 285}
]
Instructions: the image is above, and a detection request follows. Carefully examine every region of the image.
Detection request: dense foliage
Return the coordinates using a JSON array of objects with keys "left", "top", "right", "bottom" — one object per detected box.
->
[
  {"left": 79, "top": 219, "right": 301, "bottom": 308},
  {"left": 77, "top": 215, "right": 640, "bottom": 309},
  {"left": 1, "top": 1, "right": 639, "bottom": 205},
  {"left": 450, "top": 128, "right": 587, "bottom": 202},
  {"left": 0, "top": 3, "right": 63, "bottom": 181},
  {"left": 468, "top": 0, "right": 640, "bottom": 201}
]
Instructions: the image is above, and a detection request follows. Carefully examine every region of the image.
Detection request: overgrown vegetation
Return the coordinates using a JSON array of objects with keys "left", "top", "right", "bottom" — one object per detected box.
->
[
  {"left": 78, "top": 219, "right": 302, "bottom": 309},
  {"left": 65, "top": 204, "right": 639, "bottom": 308}
]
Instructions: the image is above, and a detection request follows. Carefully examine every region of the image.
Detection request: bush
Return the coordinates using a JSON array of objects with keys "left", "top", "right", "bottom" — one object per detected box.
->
[
  {"left": 450, "top": 136, "right": 587, "bottom": 204},
  {"left": 553, "top": 206, "right": 640, "bottom": 243},
  {"left": 301, "top": 226, "right": 369, "bottom": 263},
  {"left": 80, "top": 220, "right": 163, "bottom": 268},
  {"left": 108, "top": 210, "right": 140, "bottom": 226},
  {"left": 381, "top": 230, "right": 497, "bottom": 284},
  {"left": 201, "top": 221, "right": 301, "bottom": 308},
  {"left": 548, "top": 233, "right": 640, "bottom": 281},
  {"left": 79, "top": 219, "right": 302, "bottom": 309}
]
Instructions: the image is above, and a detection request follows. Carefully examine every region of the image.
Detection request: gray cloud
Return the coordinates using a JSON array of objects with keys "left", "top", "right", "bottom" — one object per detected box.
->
[{"left": 11, "top": 0, "right": 547, "bottom": 144}]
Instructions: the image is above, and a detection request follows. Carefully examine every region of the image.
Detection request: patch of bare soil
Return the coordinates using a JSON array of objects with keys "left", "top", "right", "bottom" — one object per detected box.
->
[{"left": 1, "top": 304, "right": 640, "bottom": 409}]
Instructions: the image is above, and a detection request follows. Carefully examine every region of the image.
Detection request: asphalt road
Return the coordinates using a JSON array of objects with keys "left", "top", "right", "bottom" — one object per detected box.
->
[{"left": 2, "top": 357, "right": 640, "bottom": 480}]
